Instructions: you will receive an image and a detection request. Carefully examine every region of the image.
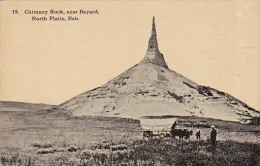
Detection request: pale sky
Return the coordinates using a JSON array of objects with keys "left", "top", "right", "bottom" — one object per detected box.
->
[{"left": 0, "top": 1, "right": 259, "bottom": 110}]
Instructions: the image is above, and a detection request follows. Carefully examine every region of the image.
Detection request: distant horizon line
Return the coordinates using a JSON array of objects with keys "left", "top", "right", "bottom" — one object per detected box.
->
[{"left": 0, "top": 98, "right": 259, "bottom": 113}]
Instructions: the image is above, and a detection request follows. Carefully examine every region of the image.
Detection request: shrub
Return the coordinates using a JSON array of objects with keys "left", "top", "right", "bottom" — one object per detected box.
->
[{"left": 36, "top": 148, "right": 54, "bottom": 154}]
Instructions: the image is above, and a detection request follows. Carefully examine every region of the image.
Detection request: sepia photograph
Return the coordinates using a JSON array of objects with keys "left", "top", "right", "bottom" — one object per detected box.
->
[{"left": 0, "top": 1, "right": 259, "bottom": 165}]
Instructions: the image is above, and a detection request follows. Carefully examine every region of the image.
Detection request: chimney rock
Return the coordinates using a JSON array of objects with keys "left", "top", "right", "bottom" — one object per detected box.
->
[{"left": 141, "top": 17, "right": 168, "bottom": 68}]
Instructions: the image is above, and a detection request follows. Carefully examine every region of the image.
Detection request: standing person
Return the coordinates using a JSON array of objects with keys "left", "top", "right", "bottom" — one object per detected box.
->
[
  {"left": 196, "top": 126, "right": 201, "bottom": 140},
  {"left": 210, "top": 125, "right": 217, "bottom": 155},
  {"left": 210, "top": 126, "right": 217, "bottom": 146}
]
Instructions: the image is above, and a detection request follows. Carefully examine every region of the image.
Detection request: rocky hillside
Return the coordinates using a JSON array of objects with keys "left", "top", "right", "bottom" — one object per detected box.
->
[{"left": 58, "top": 17, "right": 259, "bottom": 122}]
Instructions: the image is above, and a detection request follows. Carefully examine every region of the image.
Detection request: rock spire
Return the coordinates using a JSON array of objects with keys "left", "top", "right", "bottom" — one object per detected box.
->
[{"left": 141, "top": 17, "right": 168, "bottom": 68}]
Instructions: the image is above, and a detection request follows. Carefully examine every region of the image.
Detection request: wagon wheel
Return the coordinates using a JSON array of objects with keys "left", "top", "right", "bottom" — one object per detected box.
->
[
  {"left": 143, "top": 131, "right": 153, "bottom": 139},
  {"left": 160, "top": 133, "right": 166, "bottom": 137}
]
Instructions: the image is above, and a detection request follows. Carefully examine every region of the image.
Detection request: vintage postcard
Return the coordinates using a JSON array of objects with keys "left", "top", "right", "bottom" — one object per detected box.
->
[{"left": 0, "top": 1, "right": 259, "bottom": 165}]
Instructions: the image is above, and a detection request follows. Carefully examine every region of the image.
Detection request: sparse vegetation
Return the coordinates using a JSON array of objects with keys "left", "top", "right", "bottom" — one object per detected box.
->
[
  {"left": 0, "top": 111, "right": 259, "bottom": 165},
  {"left": 197, "top": 86, "right": 213, "bottom": 96},
  {"left": 167, "top": 91, "right": 184, "bottom": 103},
  {"left": 250, "top": 117, "right": 260, "bottom": 125},
  {"left": 1, "top": 139, "right": 259, "bottom": 166}
]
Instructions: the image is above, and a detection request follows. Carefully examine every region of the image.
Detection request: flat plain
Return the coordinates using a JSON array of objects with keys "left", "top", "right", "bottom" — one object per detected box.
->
[{"left": 0, "top": 109, "right": 259, "bottom": 165}]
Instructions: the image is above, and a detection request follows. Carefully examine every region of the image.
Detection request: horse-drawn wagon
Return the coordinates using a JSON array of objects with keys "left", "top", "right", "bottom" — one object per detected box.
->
[
  {"left": 140, "top": 117, "right": 177, "bottom": 139},
  {"left": 140, "top": 116, "right": 193, "bottom": 140}
]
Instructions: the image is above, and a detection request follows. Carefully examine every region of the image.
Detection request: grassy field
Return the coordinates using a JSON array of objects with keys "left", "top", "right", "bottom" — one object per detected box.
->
[
  {"left": 1, "top": 138, "right": 259, "bottom": 165},
  {"left": 0, "top": 110, "right": 259, "bottom": 165},
  {"left": 0, "top": 111, "right": 140, "bottom": 148}
]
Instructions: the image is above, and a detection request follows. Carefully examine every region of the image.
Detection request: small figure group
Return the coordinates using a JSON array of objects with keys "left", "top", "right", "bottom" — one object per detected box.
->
[
  {"left": 195, "top": 126, "right": 217, "bottom": 141},
  {"left": 195, "top": 125, "right": 217, "bottom": 155}
]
